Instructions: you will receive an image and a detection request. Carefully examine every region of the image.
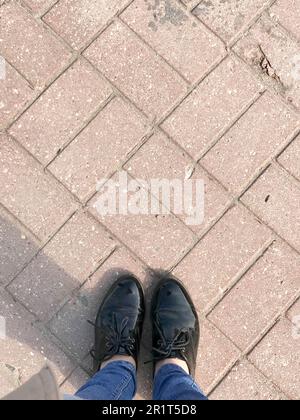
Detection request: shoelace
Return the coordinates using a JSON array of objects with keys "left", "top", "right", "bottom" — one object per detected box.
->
[
  {"left": 88, "top": 314, "right": 136, "bottom": 363},
  {"left": 145, "top": 319, "right": 191, "bottom": 364}
]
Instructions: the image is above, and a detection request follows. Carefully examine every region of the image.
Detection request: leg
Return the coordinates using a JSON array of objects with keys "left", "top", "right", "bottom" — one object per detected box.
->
[
  {"left": 76, "top": 360, "right": 136, "bottom": 401},
  {"left": 151, "top": 277, "right": 208, "bottom": 401},
  {"left": 153, "top": 364, "right": 207, "bottom": 401},
  {"left": 74, "top": 275, "right": 145, "bottom": 401}
]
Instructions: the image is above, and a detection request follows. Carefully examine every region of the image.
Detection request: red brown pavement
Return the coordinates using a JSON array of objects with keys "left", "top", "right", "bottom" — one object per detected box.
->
[{"left": 0, "top": 0, "right": 299, "bottom": 400}]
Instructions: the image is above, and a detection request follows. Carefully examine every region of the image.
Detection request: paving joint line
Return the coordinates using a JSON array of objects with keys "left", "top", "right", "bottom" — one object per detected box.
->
[
  {"left": 35, "top": 321, "right": 83, "bottom": 378},
  {"left": 275, "top": 128, "right": 300, "bottom": 158},
  {"left": 272, "top": 160, "right": 300, "bottom": 191},
  {"left": 47, "top": 127, "right": 155, "bottom": 207},
  {"left": 0, "top": 54, "right": 35, "bottom": 90},
  {"left": 169, "top": 202, "right": 235, "bottom": 272},
  {"left": 59, "top": 365, "right": 81, "bottom": 388},
  {"left": 158, "top": 125, "right": 233, "bottom": 197},
  {"left": 169, "top": 133, "right": 300, "bottom": 273},
  {"left": 6, "top": 133, "right": 82, "bottom": 212},
  {"left": 275, "top": 160, "right": 300, "bottom": 185},
  {"left": 239, "top": 201, "right": 300, "bottom": 257},
  {"left": 0, "top": 202, "right": 41, "bottom": 245},
  {"left": 15, "top": 0, "right": 74, "bottom": 57},
  {"left": 205, "top": 302, "right": 296, "bottom": 398},
  {"left": 5, "top": 55, "right": 78, "bottom": 133},
  {"left": 18, "top": 0, "right": 60, "bottom": 19},
  {"left": 195, "top": 90, "right": 265, "bottom": 162},
  {"left": 40, "top": 0, "right": 136, "bottom": 55},
  {"left": 45, "top": 245, "right": 119, "bottom": 329},
  {"left": 207, "top": 354, "right": 290, "bottom": 400},
  {"left": 204, "top": 237, "right": 275, "bottom": 317},
  {"left": 83, "top": 55, "right": 151, "bottom": 120},
  {"left": 7, "top": 131, "right": 55, "bottom": 171},
  {"left": 117, "top": 16, "right": 192, "bottom": 85},
  {"left": 226, "top": 0, "right": 278, "bottom": 48},
  {"left": 200, "top": 124, "right": 300, "bottom": 200},
  {"left": 45, "top": 92, "right": 116, "bottom": 169},
  {"left": 180, "top": 0, "right": 227, "bottom": 48},
  {"left": 4, "top": 208, "right": 78, "bottom": 289},
  {"left": 17, "top": 0, "right": 76, "bottom": 54},
  {"left": 244, "top": 358, "right": 293, "bottom": 401},
  {"left": 156, "top": 53, "right": 229, "bottom": 127},
  {"left": 123, "top": 169, "right": 202, "bottom": 239},
  {"left": 86, "top": 209, "right": 155, "bottom": 273},
  {"left": 4, "top": 46, "right": 229, "bottom": 211}
]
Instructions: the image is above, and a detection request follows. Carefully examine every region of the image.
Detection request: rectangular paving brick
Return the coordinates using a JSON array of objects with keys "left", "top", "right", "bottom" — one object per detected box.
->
[
  {"left": 89, "top": 174, "right": 197, "bottom": 268},
  {"left": 173, "top": 205, "right": 271, "bottom": 311},
  {"left": 162, "top": 57, "right": 262, "bottom": 159},
  {"left": 0, "top": 134, "right": 77, "bottom": 241},
  {"left": 8, "top": 252, "right": 80, "bottom": 322},
  {"left": 22, "top": 0, "right": 57, "bottom": 14},
  {"left": 49, "top": 247, "right": 146, "bottom": 359},
  {"left": 249, "top": 319, "right": 300, "bottom": 400},
  {"left": 234, "top": 16, "right": 300, "bottom": 109},
  {"left": 196, "top": 321, "right": 240, "bottom": 393},
  {"left": 8, "top": 211, "right": 116, "bottom": 320},
  {"left": 0, "top": 287, "right": 75, "bottom": 387},
  {"left": 210, "top": 361, "right": 286, "bottom": 400},
  {"left": 43, "top": 211, "right": 116, "bottom": 282},
  {"left": 121, "top": 0, "right": 224, "bottom": 83},
  {"left": 278, "top": 135, "right": 300, "bottom": 181},
  {"left": 209, "top": 241, "right": 300, "bottom": 349},
  {"left": 242, "top": 164, "right": 300, "bottom": 252},
  {"left": 0, "top": 61, "right": 34, "bottom": 130},
  {"left": 84, "top": 21, "right": 187, "bottom": 119},
  {"left": 44, "top": 0, "right": 128, "bottom": 50},
  {"left": 193, "top": 0, "right": 269, "bottom": 42},
  {"left": 0, "top": 207, "right": 38, "bottom": 286},
  {"left": 49, "top": 97, "right": 149, "bottom": 202},
  {"left": 0, "top": 2, "right": 72, "bottom": 88},
  {"left": 201, "top": 93, "right": 299, "bottom": 193},
  {"left": 270, "top": 0, "right": 300, "bottom": 40},
  {"left": 125, "top": 131, "right": 230, "bottom": 234},
  {"left": 9, "top": 59, "right": 112, "bottom": 165}
]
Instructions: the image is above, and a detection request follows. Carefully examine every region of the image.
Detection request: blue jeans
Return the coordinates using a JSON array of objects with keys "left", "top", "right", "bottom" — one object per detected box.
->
[{"left": 75, "top": 361, "right": 207, "bottom": 400}]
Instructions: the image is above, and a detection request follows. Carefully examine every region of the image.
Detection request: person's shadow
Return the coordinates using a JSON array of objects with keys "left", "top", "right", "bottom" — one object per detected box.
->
[{"left": 0, "top": 212, "right": 168, "bottom": 400}]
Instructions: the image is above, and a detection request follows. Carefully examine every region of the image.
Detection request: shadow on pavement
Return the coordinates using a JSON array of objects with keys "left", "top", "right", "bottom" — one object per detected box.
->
[{"left": 0, "top": 212, "right": 166, "bottom": 399}]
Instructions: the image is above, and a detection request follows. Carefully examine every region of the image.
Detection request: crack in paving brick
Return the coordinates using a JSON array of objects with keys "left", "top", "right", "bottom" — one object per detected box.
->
[{"left": 258, "top": 45, "right": 283, "bottom": 86}]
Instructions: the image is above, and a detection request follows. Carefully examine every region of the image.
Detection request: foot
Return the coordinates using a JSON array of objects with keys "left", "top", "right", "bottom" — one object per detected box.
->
[
  {"left": 151, "top": 277, "right": 199, "bottom": 377},
  {"left": 90, "top": 275, "right": 145, "bottom": 373}
]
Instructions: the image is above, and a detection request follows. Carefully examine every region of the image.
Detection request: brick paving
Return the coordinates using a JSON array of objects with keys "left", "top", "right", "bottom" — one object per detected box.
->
[{"left": 0, "top": 0, "right": 299, "bottom": 400}]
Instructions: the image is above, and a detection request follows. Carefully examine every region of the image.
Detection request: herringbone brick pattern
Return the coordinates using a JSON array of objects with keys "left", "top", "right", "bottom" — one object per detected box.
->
[{"left": 0, "top": 0, "right": 299, "bottom": 400}]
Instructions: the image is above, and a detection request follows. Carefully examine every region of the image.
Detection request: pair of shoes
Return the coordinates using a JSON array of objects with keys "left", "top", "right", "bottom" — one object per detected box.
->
[{"left": 89, "top": 275, "right": 199, "bottom": 377}]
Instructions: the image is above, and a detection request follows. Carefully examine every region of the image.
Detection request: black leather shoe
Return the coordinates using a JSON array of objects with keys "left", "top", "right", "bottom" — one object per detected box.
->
[
  {"left": 151, "top": 277, "right": 199, "bottom": 377},
  {"left": 90, "top": 275, "right": 145, "bottom": 373}
]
